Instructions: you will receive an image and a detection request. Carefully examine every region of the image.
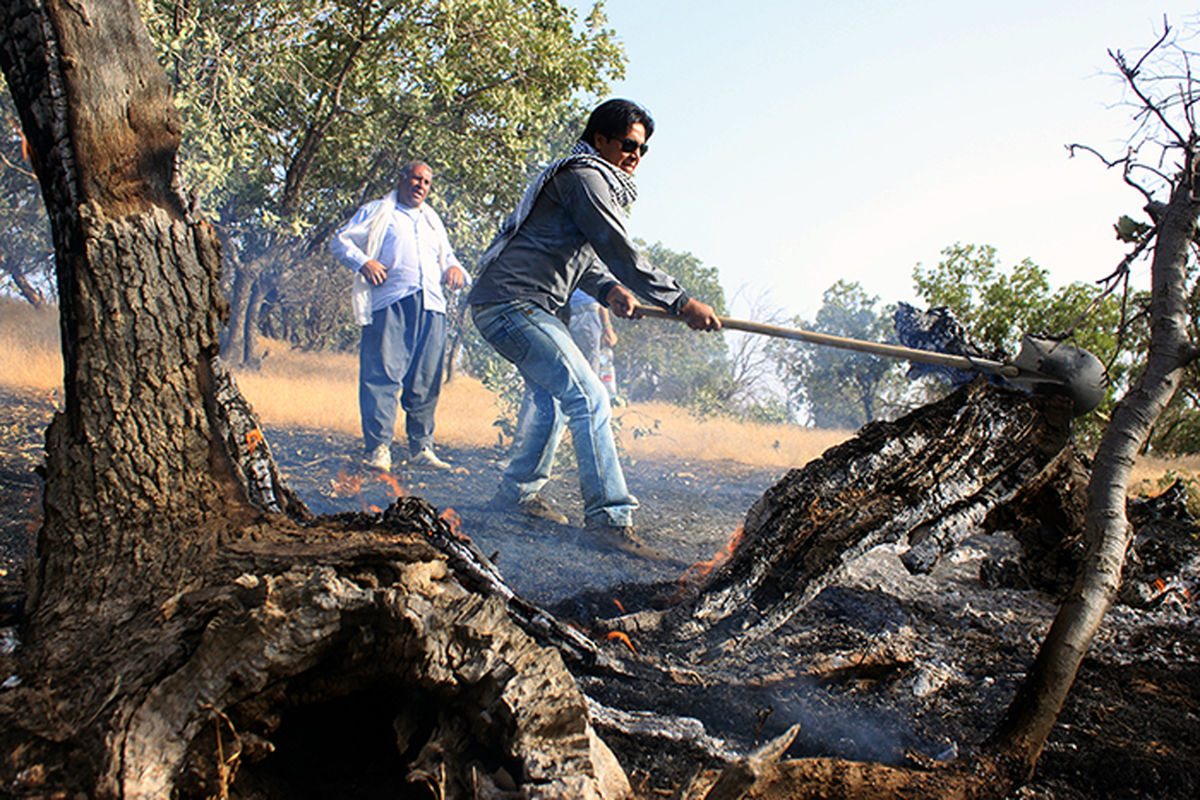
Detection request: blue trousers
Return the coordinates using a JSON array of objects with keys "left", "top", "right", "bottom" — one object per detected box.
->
[
  {"left": 359, "top": 293, "right": 445, "bottom": 455},
  {"left": 472, "top": 300, "right": 637, "bottom": 527}
]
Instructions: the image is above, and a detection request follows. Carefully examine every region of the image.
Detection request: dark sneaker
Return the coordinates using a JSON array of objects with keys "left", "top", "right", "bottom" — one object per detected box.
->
[
  {"left": 584, "top": 519, "right": 665, "bottom": 560},
  {"left": 490, "top": 491, "right": 569, "bottom": 525},
  {"left": 518, "top": 496, "right": 569, "bottom": 525}
]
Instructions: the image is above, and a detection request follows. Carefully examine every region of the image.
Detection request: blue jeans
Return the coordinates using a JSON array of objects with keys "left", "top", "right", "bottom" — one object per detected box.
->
[
  {"left": 360, "top": 293, "right": 445, "bottom": 455},
  {"left": 472, "top": 300, "right": 637, "bottom": 527}
]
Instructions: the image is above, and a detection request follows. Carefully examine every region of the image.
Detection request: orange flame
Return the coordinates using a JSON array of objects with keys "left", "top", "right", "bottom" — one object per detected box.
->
[
  {"left": 678, "top": 525, "right": 744, "bottom": 586},
  {"left": 330, "top": 470, "right": 363, "bottom": 498},
  {"left": 368, "top": 504, "right": 382, "bottom": 513},
  {"left": 245, "top": 428, "right": 264, "bottom": 454},
  {"left": 373, "top": 471, "right": 407, "bottom": 498},
  {"left": 439, "top": 508, "right": 467, "bottom": 541},
  {"left": 605, "top": 630, "right": 638, "bottom": 656},
  {"left": 612, "top": 598, "right": 626, "bottom": 615}
]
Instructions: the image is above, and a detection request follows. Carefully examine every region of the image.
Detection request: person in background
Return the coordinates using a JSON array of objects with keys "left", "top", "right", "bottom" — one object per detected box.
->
[
  {"left": 568, "top": 287, "right": 618, "bottom": 383},
  {"left": 330, "top": 160, "right": 467, "bottom": 472},
  {"left": 467, "top": 98, "right": 720, "bottom": 557}
]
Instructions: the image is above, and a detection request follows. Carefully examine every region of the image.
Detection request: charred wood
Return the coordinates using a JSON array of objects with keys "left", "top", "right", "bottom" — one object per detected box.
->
[{"left": 662, "top": 380, "right": 1080, "bottom": 650}]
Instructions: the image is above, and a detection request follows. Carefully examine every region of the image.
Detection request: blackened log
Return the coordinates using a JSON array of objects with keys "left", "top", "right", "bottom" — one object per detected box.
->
[{"left": 667, "top": 380, "right": 1080, "bottom": 648}]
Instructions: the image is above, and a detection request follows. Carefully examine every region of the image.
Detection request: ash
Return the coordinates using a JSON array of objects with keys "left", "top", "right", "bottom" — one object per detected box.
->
[{"left": 2, "top": 385, "right": 1197, "bottom": 799}]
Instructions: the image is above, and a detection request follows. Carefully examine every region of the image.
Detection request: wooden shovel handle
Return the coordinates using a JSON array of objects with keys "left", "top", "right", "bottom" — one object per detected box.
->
[{"left": 635, "top": 306, "right": 1019, "bottom": 379}]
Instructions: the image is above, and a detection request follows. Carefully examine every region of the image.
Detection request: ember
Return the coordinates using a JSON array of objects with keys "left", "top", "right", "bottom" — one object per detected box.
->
[
  {"left": 373, "top": 470, "right": 407, "bottom": 498},
  {"left": 438, "top": 508, "right": 466, "bottom": 541},
  {"left": 605, "top": 630, "right": 638, "bottom": 656},
  {"left": 329, "top": 470, "right": 363, "bottom": 498},
  {"left": 677, "top": 525, "right": 744, "bottom": 588}
]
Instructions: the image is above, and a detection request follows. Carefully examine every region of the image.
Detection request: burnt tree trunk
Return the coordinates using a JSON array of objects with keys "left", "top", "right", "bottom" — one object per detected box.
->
[
  {"left": 661, "top": 380, "right": 1080, "bottom": 653},
  {"left": 0, "top": 2, "right": 628, "bottom": 798},
  {"left": 988, "top": 182, "right": 1200, "bottom": 776}
]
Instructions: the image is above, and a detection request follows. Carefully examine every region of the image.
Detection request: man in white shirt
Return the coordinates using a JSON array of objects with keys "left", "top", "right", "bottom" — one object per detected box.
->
[{"left": 330, "top": 160, "right": 467, "bottom": 471}]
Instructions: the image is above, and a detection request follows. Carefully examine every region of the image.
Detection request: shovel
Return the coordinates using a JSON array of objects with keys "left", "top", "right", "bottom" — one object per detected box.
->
[{"left": 636, "top": 306, "right": 1107, "bottom": 416}]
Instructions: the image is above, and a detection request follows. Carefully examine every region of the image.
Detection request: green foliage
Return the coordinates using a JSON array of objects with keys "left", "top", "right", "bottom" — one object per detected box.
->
[
  {"left": 913, "top": 243, "right": 1052, "bottom": 356},
  {"left": 137, "top": 0, "right": 625, "bottom": 355},
  {"left": 1114, "top": 214, "right": 1152, "bottom": 244},
  {"left": 740, "top": 397, "right": 792, "bottom": 425},
  {"left": 773, "top": 280, "right": 902, "bottom": 430},
  {"left": 475, "top": 354, "right": 525, "bottom": 442},
  {"left": 0, "top": 94, "right": 53, "bottom": 306},
  {"left": 612, "top": 240, "right": 734, "bottom": 413}
]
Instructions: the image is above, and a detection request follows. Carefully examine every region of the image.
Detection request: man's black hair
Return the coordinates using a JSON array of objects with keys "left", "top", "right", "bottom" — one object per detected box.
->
[{"left": 580, "top": 99, "right": 655, "bottom": 146}]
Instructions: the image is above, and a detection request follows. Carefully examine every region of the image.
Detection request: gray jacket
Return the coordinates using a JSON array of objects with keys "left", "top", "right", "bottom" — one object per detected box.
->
[{"left": 467, "top": 165, "right": 690, "bottom": 314}]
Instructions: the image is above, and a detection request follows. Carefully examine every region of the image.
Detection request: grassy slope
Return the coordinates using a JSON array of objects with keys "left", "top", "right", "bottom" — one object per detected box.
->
[{"left": 2, "top": 298, "right": 1195, "bottom": 483}]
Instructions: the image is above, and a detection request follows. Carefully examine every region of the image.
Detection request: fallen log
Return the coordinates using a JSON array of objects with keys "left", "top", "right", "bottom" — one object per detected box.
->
[{"left": 661, "top": 380, "right": 1082, "bottom": 651}]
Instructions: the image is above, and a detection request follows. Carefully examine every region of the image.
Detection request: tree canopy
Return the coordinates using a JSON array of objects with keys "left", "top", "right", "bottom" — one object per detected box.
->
[
  {"left": 138, "top": 0, "right": 626, "bottom": 362},
  {"left": 913, "top": 242, "right": 1137, "bottom": 446},
  {"left": 612, "top": 240, "right": 732, "bottom": 411},
  {"left": 773, "top": 280, "right": 902, "bottom": 430}
]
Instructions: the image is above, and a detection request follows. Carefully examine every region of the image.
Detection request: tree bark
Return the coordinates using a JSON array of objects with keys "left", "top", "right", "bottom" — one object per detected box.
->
[
  {"left": 988, "top": 182, "right": 1200, "bottom": 773},
  {"left": 241, "top": 270, "right": 268, "bottom": 368},
  {"left": 0, "top": 3, "right": 629, "bottom": 797}
]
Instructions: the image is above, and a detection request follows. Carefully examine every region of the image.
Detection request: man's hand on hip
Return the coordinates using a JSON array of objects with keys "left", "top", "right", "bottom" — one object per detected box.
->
[
  {"left": 680, "top": 298, "right": 722, "bottom": 331},
  {"left": 442, "top": 265, "right": 467, "bottom": 291},
  {"left": 360, "top": 260, "right": 389, "bottom": 286}
]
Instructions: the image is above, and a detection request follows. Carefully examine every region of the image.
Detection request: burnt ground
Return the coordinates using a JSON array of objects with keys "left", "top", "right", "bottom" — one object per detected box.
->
[{"left": 1, "top": 385, "right": 1198, "bottom": 799}]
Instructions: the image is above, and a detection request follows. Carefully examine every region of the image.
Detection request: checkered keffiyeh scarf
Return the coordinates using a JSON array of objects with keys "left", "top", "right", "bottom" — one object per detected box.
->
[{"left": 477, "top": 141, "right": 638, "bottom": 269}]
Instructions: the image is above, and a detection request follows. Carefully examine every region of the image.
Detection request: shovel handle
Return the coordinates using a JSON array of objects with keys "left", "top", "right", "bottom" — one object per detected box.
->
[{"left": 636, "top": 306, "right": 1019, "bottom": 379}]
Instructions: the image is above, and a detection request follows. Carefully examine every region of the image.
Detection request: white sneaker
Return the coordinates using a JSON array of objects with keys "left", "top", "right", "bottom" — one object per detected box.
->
[
  {"left": 364, "top": 444, "right": 391, "bottom": 471},
  {"left": 409, "top": 446, "right": 451, "bottom": 470}
]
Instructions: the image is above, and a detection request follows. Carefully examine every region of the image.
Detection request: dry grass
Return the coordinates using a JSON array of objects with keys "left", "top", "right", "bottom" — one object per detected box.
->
[
  {"left": 234, "top": 344, "right": 847, "bottom": 466},
  {"left": 0, "top": 300, "right": 61, "bottom": 392},
  {"left": 614, "top": 402, "right": 850, "bottom": 469},
  {"left": 232, "top": 344, "right": 506, "bottom": 450},
  {"left": 3, "top": 296, "right": 1199, "bottom": 477},
  {"left": 1130, "top": 456, "right": 1200, "bottom": 485}
]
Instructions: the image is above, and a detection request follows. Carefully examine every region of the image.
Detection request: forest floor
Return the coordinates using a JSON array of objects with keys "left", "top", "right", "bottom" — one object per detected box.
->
[{"left": 1, "top": 385, "right": 1198, "bottom": 799}]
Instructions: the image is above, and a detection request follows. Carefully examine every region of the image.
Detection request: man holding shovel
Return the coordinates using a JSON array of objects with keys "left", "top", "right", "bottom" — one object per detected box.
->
[{"left": 468, "top": 98, "right": 720, "bottom": 557}]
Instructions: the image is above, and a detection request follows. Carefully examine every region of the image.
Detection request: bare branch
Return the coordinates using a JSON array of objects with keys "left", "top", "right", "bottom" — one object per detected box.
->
[{"left": 1110, "top": 21, "right": 1191, "bottom": 150}]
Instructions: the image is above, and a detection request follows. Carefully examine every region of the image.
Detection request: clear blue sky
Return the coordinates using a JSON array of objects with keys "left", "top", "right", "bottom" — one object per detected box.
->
[{"left": 567, "top": 1, "right": 1198, "bottom": 321}]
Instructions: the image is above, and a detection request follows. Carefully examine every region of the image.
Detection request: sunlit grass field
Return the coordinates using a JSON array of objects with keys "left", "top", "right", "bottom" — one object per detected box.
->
[{"left": 3, "top": 297, "right": 1198, "bottom": 483}]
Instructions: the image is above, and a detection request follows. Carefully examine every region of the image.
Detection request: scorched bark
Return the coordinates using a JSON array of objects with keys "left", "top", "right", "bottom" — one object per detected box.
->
[{"left": 0, "top": 1, "right": 629, "bottom": 797}]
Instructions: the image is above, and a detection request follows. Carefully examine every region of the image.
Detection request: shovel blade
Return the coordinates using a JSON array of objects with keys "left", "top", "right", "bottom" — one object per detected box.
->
[{"left": 1009, "top": 336, "right": 1108, "bottom": 416}]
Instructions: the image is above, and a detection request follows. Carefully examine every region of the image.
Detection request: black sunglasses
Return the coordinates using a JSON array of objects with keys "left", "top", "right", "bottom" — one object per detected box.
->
[{"left": 618, "top": 138, "right": 649, "bottom": 156}]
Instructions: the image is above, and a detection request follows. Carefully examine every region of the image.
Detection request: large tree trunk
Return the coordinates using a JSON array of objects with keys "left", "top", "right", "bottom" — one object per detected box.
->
[{"left": 0, "top": 3, "right": 627, "bottom": 797}]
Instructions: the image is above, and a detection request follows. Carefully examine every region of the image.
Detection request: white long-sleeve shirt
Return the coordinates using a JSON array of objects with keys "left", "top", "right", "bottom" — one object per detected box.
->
[{"left": 330, "top": 191, "right": 465, "bottom": 313}]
